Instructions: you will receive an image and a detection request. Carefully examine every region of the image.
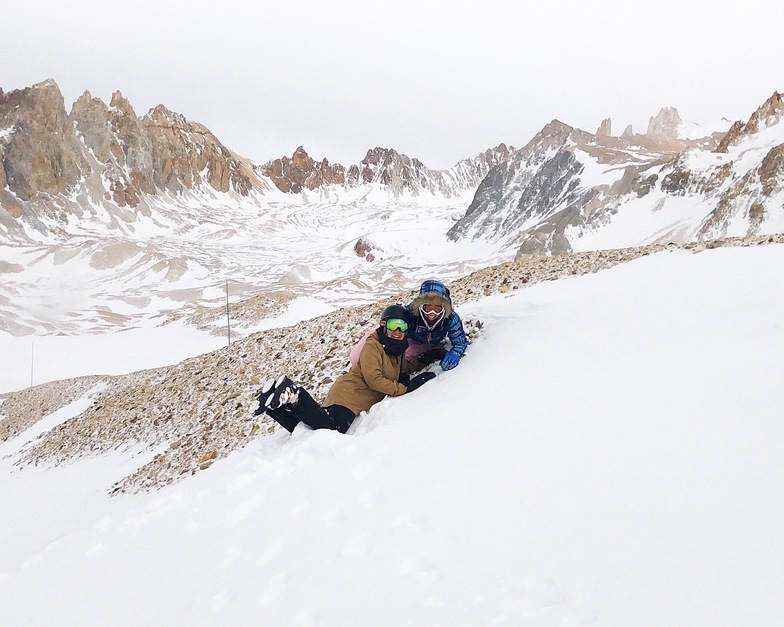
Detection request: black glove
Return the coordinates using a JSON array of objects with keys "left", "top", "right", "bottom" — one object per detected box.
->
[
  {"left": 397, "top": 372, "right": 411, "bottom": 384},
  {"left": 405, "top": 371, "right": 436, "bottom": 393},
  {"left": 417, "top": 348, "right": 447, "bottom": 367}
]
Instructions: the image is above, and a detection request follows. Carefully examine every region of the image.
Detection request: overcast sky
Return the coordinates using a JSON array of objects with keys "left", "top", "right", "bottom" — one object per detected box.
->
[{"left": 2, "top": 0, "right": 782, "bottom": 169}]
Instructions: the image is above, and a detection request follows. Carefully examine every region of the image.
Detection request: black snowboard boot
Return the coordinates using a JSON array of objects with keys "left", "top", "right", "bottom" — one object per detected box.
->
[
  {"left": 265, "top": 376, "right": 299, "bottom": 411},
  {"left": 253, "top": 377, "right": 278, "bottom": 416}
]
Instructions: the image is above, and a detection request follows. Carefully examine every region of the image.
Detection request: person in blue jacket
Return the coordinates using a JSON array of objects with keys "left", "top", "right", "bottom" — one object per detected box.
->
[{"left": 405, "top": 280, "right": 468, "bottom": 371}]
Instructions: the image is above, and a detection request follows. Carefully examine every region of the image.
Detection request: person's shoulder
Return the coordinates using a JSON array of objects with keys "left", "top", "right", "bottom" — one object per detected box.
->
[
  {"left": 446, "top": 310, "right": 465, "bottom": 327},
  {"left": 364, "top": 329, "right": 381, "bottom": 346},
  {"left": 363, "top": 330, "right": 388, "bottom": 354}
]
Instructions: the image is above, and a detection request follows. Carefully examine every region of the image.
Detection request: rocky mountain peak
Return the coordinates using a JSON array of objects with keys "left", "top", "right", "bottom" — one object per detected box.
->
[
  {"left": 716, "top": 91, "right": 783, "bottom": 153},
  {"left": 361, "top": 146, "right": 416, "bottom": 168},
  {"left": 261, "top": 146, "right": 346, "bottom": 193},
  {"left": 596, "top": 118, "right": 612, "bottom": 137},
  {"left": 109, "top": 90, "right": 135, "bottom": 115},
  {"left": 0, "top": 79, "right": 86, "bottom": 207},
  {"left": 647, "top": 107, "right": 683, "bottom": 137},
  {"left": 458, "top": 143, "right": 515, "bottom": 170},
  {"left": 518, "top": 119, "right": 574, "bottom": 154},
  {"left": 0, "top": 79, "right": 266, "bottom": 232},
  {"left": 746, "top": 91, "right": 784, "bottom": 132},
  {"left": 144, "top": 104, "right": 192, "bottom": 128}
]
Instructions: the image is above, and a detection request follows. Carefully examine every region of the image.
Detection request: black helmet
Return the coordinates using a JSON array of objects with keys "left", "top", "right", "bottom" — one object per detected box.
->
[{"left": 380, "top": 304, "right": 410, "bottom": 324}]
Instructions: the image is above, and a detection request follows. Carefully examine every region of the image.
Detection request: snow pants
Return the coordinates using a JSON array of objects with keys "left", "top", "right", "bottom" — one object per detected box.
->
[{"left": 265, "top": 387, "right": 355, "bottom": 434}]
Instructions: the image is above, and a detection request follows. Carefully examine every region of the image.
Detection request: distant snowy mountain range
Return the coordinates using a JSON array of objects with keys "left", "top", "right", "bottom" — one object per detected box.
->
[
  {"left": 0, "top": 79, "right": 513, "bottom": 244},
  {"left": 3, "top": 80, "right": 783, "bottom": 254},
  {"left": 1, "top": 79, "right": 783, "bottom": 337},
  {"left": 449, "top": 93, "right": 784, "bottom": 255}
]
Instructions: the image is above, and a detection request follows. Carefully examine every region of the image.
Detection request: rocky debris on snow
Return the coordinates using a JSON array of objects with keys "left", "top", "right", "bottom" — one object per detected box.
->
[
  {"left": 0, "top": 375, "right": 105, "bottom": 444},
  {"left": 187, "top": 289, "right": 298, "bottom": 337},
  {"left": 353, "top": 237, "right": 378, "bottom": 262},
  {"left": 1, "top": 233, "right": 782, "bottom": 494}
]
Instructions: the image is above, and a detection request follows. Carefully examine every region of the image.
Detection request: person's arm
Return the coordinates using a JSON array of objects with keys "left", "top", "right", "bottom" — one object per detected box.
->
[
  {"left": 358, "top": 341, "right": 408, "bottom": 396},
  {"left": 446, "top": 311, "right": 469, "bottom": 357},
  {"left": 439, "top": 312, "right": 469, "bottom": 370}
]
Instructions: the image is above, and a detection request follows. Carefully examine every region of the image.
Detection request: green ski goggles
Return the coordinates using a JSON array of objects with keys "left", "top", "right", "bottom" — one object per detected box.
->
[{"left": 385, "top": 318, "right": 409, "bottom": 332}]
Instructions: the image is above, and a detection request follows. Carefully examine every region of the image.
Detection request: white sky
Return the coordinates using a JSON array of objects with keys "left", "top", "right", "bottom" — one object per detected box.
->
[{"left": 2, "top": 0, "right": 783, "bottom": 168}]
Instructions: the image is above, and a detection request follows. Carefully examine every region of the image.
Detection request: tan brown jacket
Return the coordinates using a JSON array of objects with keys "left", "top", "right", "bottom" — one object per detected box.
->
[{"left": 324, "top": 331, "right": 416, "bottom": 416}]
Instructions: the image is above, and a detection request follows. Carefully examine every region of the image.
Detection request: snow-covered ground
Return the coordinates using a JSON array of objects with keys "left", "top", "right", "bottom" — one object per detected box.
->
[
  {"left": 0, "top": 194, "right": 510, "bottom": 393},
  {"left": 2, "top": 243, "right": 782, "bottom": 626}
]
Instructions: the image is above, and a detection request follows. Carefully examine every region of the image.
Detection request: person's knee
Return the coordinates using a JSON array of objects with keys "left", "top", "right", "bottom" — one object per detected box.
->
[{"left": 327, "top": 405, "right": 355, "bottom": 433}]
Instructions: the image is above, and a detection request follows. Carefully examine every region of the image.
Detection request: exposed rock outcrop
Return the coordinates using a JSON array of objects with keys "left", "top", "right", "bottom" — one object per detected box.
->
[
  {"left": 449, "top": 94, "right": 784, "bottom": 256},
  {"left": 647, "top": 106, "right": 683, "bottom": 138},
  {"left": 261, "top": 146, "right": 346, "bottom": 193},
  {"left": 0, "top": 80, "right": 88, "bottom": 202},
  {"left": 261, "top": 144, "right": 516, "bottom": 198},
  {"left": 715, "top": 91, "right": 783, "bottom": 153},
  {"left": 0, "top": 79, "right": 267, "bottom": 238}
]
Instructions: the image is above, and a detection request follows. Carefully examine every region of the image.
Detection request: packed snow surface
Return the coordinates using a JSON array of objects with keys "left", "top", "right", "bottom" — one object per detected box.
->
[{"left": 2, "top": 244, "right": 782, "bottom": 626}]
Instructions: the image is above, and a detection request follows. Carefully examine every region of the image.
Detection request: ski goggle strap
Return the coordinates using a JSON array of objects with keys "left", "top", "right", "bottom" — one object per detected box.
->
[
  {"left": 419, "top": 305, "right": 445, "bottom": 329},
  {"left": 385, "top": 318, "right": 409, "bottom": 332}
]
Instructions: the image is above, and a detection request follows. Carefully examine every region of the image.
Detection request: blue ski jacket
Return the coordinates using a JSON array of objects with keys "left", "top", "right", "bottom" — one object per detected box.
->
[{"left": 406, "top": 280, "right": 468, "bottom": 357}]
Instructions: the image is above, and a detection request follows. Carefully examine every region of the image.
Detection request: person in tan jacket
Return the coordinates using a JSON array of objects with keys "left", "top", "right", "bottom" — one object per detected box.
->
[{"left": 255, "top": 305, "right": 437, "bottom": 434}]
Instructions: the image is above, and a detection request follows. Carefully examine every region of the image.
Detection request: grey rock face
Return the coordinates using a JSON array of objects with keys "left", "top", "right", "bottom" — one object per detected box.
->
[
  {"left": 449, "top": 94, "right": 784, "bottom": 256},
  {"left": 447, "top": 120, "right": 596, "bottom": 248}
]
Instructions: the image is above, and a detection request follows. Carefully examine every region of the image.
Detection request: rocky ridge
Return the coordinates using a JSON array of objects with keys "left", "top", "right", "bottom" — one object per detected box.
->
[
  {"left": 0, "top": 80, "right": 265, "bottom": 242},
  {"left": 1, "top": 79, "right": 515, "bottom": 244},
  {"left": 2, "top": 232, "right": 781, "bottom": 495},
  {"left": 260, "top": 144, "right": 515, "bottom": 198},
  {"left": 447, "top": 94, "right": 784, "bottom": 256}
]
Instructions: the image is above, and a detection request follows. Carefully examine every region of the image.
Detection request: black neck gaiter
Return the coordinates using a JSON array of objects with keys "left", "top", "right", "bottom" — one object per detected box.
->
[{"left": 376, "top": 326, "right": 408, "bottom": 357}]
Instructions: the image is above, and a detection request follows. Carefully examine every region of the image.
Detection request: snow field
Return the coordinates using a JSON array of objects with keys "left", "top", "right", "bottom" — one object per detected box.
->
[{"left": 1, "top": 244, "right": 783, "bottom": 626}]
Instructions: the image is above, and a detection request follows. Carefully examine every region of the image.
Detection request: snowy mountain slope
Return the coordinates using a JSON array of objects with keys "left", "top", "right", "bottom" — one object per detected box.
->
[
  {"left": 1, "top": 242, "right": 783, "bottom": 626},
  {"left": 4, "top": 80, "right": 783, "bottom": 353},
  {"left": 1, "top": 233, "right": 780, "bottom": 495},
  {"left": 448, "top": 92, "right": 784, "bottom": 256},
  {"left": 0, "top": 191, "right": 507, "bottom": 340},
  {"left": 0, "top": 80, "right": 515, "bottom": 342}
]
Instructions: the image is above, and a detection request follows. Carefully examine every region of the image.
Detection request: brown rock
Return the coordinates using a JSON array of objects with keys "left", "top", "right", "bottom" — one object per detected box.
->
[{"left": 198, "top": 451, "right": 218, "bottom": 464}]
